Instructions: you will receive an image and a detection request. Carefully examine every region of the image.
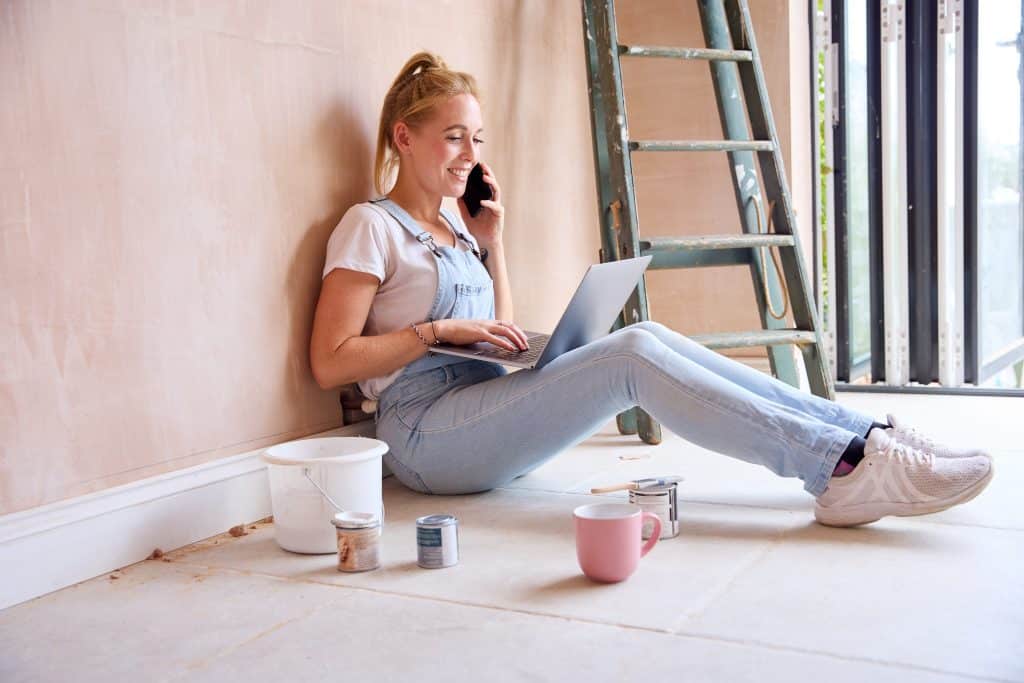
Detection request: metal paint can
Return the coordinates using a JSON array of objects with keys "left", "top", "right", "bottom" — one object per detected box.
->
[
  {"left": 332, "top": 511, "right": 381, "bottom": 572},
  {"left": 416, "top": 514, "right": 459, "bottom": 568},
  {"left": 629, "top": 482, "right": 680, "bottom": 539}
]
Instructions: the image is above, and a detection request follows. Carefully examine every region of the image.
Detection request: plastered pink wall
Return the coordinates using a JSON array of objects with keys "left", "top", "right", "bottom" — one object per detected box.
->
[
  {"left": 1, "top": 1, "right": 810, "bottom": 516},
  {"left": 0, "top": 1, "right": 599, "bottom": 514}
]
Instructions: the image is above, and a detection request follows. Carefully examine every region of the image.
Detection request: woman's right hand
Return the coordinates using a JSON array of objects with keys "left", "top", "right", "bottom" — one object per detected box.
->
[{"left": 433, "top": 319, "right": 530, "bottom": 352}]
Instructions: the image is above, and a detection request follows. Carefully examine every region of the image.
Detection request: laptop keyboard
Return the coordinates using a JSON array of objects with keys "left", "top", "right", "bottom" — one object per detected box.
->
[{"left": 481, "top": 333, "right": 550, "bottom": 364}]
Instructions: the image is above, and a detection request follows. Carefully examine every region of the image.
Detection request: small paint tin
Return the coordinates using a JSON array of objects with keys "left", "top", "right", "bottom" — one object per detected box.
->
[
  {"left": 629, "top": 482, "right": 680, "bottom": 539},
  {"left": 416, "top": 514, "right": 459, "bottom": 568},
  {"left": 332, "top": 511, "right": 381, "bottom": 573}
]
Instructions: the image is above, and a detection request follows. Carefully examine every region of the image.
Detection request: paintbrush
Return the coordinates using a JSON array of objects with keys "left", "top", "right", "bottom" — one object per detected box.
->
[{"left": 590, "top": 475, "right": 683, "bottom": 494}]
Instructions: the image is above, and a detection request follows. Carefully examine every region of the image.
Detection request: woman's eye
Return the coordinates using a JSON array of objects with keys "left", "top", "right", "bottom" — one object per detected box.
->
[
  {"left": 473, "top": 138, "right": 485, "bottom": 145},
  {"left": 446, "top": 136, "right": 463, "bottom": 142}
]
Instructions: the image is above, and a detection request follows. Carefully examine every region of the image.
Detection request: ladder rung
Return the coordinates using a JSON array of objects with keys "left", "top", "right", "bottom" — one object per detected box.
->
[
  {"left": 690, "top": 330, "right": 817, "bottom": 350},
  {"left": 619, "top": 45, "right": 753, "bottom": 62},
  {"left": 644, "top": 235, "right": 795, "bottom": 251},
  {"left": 640, "top": 235, "right": 795, "bottom": 270},
  {"left": 629, "top": 140, "right": 775, "bottom": 152}
]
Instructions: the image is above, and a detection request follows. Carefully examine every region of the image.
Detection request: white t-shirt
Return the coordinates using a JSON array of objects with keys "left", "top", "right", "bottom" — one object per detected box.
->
[{"left": 321, "top": 202, "right": 478, "bottom": 400}]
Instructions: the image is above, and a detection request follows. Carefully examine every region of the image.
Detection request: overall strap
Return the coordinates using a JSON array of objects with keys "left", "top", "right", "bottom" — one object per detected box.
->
[
  {"left": 372, "top": 198, "right": 481, "bottom": 260},
  {"left": 370, "top": 197, "right": 443, "bottom": 258},
  {"left": 439, "top": 207, "right": 483, "bottom": 261}
]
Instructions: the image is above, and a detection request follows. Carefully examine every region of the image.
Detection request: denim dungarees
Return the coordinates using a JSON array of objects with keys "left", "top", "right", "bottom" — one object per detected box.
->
[{"left": 370, "top": 198, "right": 507, "bottom": 491}]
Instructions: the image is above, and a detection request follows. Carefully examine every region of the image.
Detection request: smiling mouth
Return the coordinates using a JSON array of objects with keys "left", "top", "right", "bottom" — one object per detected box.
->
[{"left": 447, "top": 168, "right": 470, "bottom": 180}]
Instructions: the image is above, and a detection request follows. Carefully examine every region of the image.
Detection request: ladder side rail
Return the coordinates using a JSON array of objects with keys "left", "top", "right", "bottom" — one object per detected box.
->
[
  {"left": 697, "top": 0, "right": 800, "bottom": 388},
  {"left": 582, "top": 0, "right": 636, "bottom": 437},
  {"left": 582, "top": 0, "right": 623, "bottom": 267},
  {"left": 581, "top": 0, "right": 650, "bottom": 321},
  {"left": 582, "top": 0, "right": 660, "bottom": 443},
  {"left": 726, "top": 0, "right": 836, "bottom": 398}
]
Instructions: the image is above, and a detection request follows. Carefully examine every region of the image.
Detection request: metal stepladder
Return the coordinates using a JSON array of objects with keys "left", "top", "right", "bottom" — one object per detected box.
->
[{"left": 582, "top": 0, "right": 834, "bottom": 445}]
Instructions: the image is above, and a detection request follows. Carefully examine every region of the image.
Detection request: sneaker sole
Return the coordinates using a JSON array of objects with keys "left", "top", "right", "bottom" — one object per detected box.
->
[{"left": 814, "top": 460, "right": 994, "bottom": 528}]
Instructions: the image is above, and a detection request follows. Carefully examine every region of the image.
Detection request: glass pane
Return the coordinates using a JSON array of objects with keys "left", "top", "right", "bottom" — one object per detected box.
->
[
  {"left": 844, "top": 1, "right": 871, "bottom": 372},
  {"left": 978, "top": 0, "right": 1024, "bottom": 387}
]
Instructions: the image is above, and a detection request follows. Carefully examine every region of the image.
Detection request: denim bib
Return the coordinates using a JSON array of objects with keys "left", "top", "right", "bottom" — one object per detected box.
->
[{"left": 370, "top": 198, "right": 497, "bottom": 406}]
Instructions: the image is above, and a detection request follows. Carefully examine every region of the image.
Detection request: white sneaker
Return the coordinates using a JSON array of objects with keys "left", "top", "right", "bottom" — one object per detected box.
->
[
  {"left": 815, "top": 429, "right": 994, "bottom": 527},
  {"left": 886, "top": 413, "right": 989, "bottom": 459}
]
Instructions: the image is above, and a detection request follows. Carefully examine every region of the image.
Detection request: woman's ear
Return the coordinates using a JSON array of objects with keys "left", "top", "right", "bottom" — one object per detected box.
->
[{"left": 393, "top": 121, "right": 413, "bottom": 155}]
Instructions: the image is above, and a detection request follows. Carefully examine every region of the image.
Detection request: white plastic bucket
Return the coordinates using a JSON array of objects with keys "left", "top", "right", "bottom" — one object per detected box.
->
[{"left": 262, "top": 437, "right": 388, "bottom": 554}]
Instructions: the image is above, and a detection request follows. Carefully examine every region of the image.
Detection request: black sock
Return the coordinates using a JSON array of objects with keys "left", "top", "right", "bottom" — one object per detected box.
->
[
  {"left": 864, "top": 420, "right": 890, "bottom": 439},
  {"left": 839, "top": 435, "right": 867, "bottom": 468}
]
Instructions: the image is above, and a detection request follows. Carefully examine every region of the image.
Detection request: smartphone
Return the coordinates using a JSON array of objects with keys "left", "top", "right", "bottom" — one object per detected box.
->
[{"left": 461, "top": 163, "right": 493, "bottom": 217}]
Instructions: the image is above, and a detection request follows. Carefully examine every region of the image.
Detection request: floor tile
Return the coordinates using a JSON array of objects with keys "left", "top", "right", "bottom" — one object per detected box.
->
[
  {"left": 182, "top": 585, "right": 982, "bottom": 683},
  {"left": 0, "top": 560, "right": 355, "bottom": 683},
  {"left": 677, "top": 518, "right": 1024, "bottom": 682}
]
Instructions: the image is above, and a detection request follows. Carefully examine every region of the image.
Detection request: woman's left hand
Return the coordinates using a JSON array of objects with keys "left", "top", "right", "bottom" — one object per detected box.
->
[{"left": 457, "top": 160, "right": 503, "bottom": 250}]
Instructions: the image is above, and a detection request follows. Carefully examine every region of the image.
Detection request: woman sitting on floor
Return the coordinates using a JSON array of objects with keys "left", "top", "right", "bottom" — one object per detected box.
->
[{"left": 309, "top": 52, "right": 993, "bottom": 527}]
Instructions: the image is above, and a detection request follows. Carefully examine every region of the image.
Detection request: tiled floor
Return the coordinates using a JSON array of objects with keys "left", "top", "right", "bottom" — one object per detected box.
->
[{"left": 2, "top": 392, "right": 1022, "bottom": 682}]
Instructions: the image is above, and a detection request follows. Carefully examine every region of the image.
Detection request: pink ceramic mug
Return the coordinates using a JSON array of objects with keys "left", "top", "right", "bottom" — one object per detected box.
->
[{"left": 573, "top": 503, "right": 661, "bottom": 583}]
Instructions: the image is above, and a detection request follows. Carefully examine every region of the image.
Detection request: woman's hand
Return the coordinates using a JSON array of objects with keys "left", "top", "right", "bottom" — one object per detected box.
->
[
  {"left": 457, "top": 160, "right": 504, "bottom": 250},
  {"left": 434, "top": 318, "right": 529, "bottom": 352}
]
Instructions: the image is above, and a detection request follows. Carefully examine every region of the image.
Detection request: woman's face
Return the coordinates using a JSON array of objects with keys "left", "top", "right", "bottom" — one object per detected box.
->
[{"left": 398, "top": 93, "right": 484, "bottom": 198}]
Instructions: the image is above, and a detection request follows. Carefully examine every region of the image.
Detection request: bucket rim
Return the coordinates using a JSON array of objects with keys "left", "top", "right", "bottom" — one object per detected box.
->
[{"left": 261, "top": 436, "right": 388, "bottom": 466}]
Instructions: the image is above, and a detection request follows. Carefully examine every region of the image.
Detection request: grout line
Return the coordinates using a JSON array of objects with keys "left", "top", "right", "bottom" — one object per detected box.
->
[
  {"left": 663, "top": 628, "right": 1019, "bottom": 683},
  {"left": 893, "top": 518, "right": 1024, "bottom": 533},
  {"left": 159, "top": 559, "right": 1012, "bottom": 683},
  {"left": 667, "top": 532, "right": 785, "bottom": 630},
  {"left": 160, "top": 602, "right": 329, "bottom": 683}
]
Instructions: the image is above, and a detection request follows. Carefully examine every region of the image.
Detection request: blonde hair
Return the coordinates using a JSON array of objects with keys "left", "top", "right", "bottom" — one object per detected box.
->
[{"left": 374, "top": 52, "right": 480, "bottom": 195}]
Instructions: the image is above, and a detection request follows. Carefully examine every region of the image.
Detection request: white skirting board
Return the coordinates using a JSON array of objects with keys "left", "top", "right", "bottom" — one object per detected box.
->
[{"left": 0, "top": 421, "right": 377, "bottom": 611}]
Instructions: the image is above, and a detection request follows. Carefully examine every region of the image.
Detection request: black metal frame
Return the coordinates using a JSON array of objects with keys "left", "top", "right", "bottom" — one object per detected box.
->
[
  {"left": 906, "top": 0, "right": 939, "bottom": 383},
  {"left": 866, "top": 0, "right": 885, "bottom": 383},
  {"left": 830, "top": 0, "right": 851, "bottom": 382},
  {"left": 823, "top": 0, "right": 881, "bottom": 383},
  {"left": 964, "top": 0, "right": 979, "bottom": 384}
]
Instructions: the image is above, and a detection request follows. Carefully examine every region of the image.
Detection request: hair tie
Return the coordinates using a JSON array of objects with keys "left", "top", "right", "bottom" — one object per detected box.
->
[{"left": 397, "top": 66, "right": 434, "bottom": 91}]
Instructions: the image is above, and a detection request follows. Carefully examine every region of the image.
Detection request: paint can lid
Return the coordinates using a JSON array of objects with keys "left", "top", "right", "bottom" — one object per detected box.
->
[
  {"left": 332, "top": 511, "right": 380, "bottom": 529},
  {"left": 416, "top": 514, "right": 458, "bottom": 527},
  {"left": 629, "top": 481, "right": 678, "bottom": 498}
]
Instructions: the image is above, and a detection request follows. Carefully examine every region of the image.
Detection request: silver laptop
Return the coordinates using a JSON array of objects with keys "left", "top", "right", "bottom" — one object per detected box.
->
[{"left": 431, "top": 256, "right": 652, "bottom": 370}]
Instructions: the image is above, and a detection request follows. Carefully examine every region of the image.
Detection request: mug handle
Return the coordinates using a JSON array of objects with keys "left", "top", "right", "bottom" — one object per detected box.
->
[{"left": 640, "top": 512, "right": 662, "bottom": 557}]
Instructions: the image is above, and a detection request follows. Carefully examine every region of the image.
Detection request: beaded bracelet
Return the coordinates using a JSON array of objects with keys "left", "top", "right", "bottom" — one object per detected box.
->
[{"left": 411, "top": 322, "right": 438, "bottom": 347}]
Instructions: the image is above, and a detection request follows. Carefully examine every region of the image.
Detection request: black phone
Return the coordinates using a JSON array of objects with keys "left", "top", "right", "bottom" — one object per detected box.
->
[{"left": 461, "top": 163, "right": 493, "bottom": 217}]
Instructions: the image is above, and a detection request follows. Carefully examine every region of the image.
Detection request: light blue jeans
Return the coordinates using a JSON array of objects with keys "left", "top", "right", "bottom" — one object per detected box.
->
[{"left": 376, "top": 321, "right": 872, "bottom": 497}]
